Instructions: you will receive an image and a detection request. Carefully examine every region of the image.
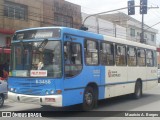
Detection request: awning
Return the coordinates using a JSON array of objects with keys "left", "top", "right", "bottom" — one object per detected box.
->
[
  {"left": 0, "top": 48, "right": 11, "bottom": 54},
  {"left": 0, "top": 28, "right": 15, "bottom": 34}
]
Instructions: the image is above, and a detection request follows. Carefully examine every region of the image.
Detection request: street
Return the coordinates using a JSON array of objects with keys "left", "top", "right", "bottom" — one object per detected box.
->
[{"left": 0, "top": 84, "right": 160, "bottom": 120}]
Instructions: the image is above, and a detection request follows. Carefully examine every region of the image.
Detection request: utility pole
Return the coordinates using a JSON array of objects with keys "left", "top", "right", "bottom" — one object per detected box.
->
[
  {"left": 96, "top": 15, "right": 99, "bottom": 34},
  {"left": 141, "top": 14, "right": 144, "bottom": 43}
]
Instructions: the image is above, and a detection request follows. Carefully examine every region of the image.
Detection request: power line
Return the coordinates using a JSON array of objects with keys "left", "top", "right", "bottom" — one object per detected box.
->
[{"left": 145, "top": 21, "right": 160, "bottom": 30}]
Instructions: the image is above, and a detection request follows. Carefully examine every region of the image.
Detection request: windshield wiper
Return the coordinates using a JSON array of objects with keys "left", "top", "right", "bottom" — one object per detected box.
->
[{"left": 37, "top": 39, "right": 48, "bottom": 51}]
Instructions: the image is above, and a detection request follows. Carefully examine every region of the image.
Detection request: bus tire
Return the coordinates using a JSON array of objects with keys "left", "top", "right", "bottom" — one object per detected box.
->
[
  {"left": 82, "top": 86, "right": 95, "bottom": 111},
  {"left": 133, "top": 81, "right": 142, "bottom": 99},
  {"left": 0, "top": 94, "right": 4, "bottom": 108}
]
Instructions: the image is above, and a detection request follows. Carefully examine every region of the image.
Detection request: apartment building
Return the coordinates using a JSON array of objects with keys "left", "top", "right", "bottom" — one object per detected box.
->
[
  {"left": 100, "top": 12, "right": 158, "bottom": 46},
  {"left": 0, "top": 0, "right": 81, "bottom": 47}
]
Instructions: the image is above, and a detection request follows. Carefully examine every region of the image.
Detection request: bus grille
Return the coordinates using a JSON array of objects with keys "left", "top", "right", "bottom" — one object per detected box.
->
[{"left": 20, "top": 96, "right": 40, "bottom": 103}]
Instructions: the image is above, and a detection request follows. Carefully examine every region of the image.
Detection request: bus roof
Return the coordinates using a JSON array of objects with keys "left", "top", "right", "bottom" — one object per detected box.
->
[
  {"left": 103, "top": 36, "right": 156, "bottom": 50},
  {"left": 15, "top": 26, "right": 103, "bottom": 40},
  {"left": 15, "top": 27, "right": 156, "bottom": 50}
]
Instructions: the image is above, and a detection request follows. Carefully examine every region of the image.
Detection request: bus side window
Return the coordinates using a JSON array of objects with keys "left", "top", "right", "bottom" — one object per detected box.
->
[
  {"left": 116, "top": 45, "right": 126, "bottom": 66},
  {"left": 153, "top": 51, "right": 157, "bottom": 67},
  {"left": 100, "top": 42, "right": 114, "bottom": 66},
  {"left": 146, "top": 50, "right": 154, "bottom": 67},
  {"left": 137, "top": 48, "right": 146, "bottom": 66},
  {"left": 85, "top": 40, "right": 98, "bottom": 65},
  {"left": 64, "top": 41, "right": 82, "bottom": 78},
  {"left": 127, "top": 46, "right": 137, "bottom": 66}
]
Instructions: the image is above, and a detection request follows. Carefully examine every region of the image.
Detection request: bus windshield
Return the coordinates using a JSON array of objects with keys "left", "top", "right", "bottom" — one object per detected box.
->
[{"left": 11, "top": 41, "right": 62, "bottom": 78}]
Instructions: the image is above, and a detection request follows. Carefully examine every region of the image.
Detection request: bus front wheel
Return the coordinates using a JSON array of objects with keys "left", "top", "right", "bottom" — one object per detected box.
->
[
  {"left": 133, "top": 81, "right": 142, "bottom": 99},
  {"left": 82, "top": 86, "right": 95, "bottom": 111}
]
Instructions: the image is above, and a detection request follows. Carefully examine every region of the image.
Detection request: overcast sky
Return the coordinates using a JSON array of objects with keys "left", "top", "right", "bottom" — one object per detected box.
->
[{"left": 66, "top": 0, "right": 160, "bottom": 44}]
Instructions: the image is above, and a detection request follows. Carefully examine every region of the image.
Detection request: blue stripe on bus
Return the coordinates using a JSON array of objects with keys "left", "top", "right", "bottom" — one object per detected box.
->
[{"left": 64, "top": 78, "right": 158, "bottom": 91}]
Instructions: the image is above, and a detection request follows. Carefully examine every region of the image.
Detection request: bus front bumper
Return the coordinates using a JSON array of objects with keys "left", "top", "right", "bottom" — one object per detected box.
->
[{"left": 8, "top": 91, "right": 62, "bottom": 107}]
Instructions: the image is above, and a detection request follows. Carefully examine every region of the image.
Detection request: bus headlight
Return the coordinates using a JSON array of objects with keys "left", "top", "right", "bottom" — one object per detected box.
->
[
  {"left": 50, "top": 90, "right": 54, "bottom": 94},
  {"left": 10, "top": 88, "right": 15, "bottom": 92},
  {"left": 45, "top": 90, "right": 49, "bottom": 95}
]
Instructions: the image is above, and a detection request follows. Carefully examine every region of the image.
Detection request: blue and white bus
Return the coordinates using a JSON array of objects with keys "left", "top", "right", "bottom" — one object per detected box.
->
[{"left": 8, "top": 27, "right": 158, "bottom": 110}]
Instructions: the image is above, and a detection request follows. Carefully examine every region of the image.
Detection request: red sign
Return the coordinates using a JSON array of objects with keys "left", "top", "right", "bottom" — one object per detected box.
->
[
  {"left": 0, "top": 48, "right": 11, "bottom": 54},
  {"left": 30, "top": 70, "right": 47, "bottom": 77}
]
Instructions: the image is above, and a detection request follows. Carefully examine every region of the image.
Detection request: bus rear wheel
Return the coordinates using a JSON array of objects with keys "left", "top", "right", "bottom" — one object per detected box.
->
[
  {"left": 82, "top": 86, "right": 95, "bottom": 111},
  {"left": 133, "top": 81, "right": 142, "bottom": 99}
]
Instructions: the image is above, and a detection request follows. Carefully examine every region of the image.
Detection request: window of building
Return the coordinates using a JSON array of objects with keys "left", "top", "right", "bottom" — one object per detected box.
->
[
  {"left": 130, "top": 28, "right": 135, "bottom": 37},
  {"left": 115, "top": 44, "right": 126, "bottom": 66},
  {"left": 127, "top": 46, "right": 137, "bottom": 66},
  {"left": 151, "top": 34, "right": 155, "bottom": 41},
  {"left": 146, "top": 50, "right": 154, "bottom": 67},
  {"left": 144, "top": 34, "right": 147, "bottom": 38},
  {"left": 54, "top": 13, "right": 73, "bottom": 27},
  {"left": 64, "top": 42, "right": 82, "bottom": 77},
  {"left": 4, "top": 1, "right": 27, "bottom": 20},
  {"left": 100, "top": 42, "right": 114, "bottom": 65},
  {"left": 137, "top": 32, "right": 140, "bottom": 36},
  {"left": 137, "top": 48, "right": 146, "bottom": 66},
  {"left": 85, "top": 40, "right": 98, "bottom": 65}
]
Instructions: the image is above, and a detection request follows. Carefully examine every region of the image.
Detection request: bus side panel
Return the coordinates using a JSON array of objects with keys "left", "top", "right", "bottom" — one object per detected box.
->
[
  {"left": 104, "top": 66, "right": 128, "bottom": 98},
  {"left": 63, "top": 66, "right": 101, "bottom": 107},
  {"left": 146, "top": 67, "right": 158, "bottom": 89},
  {"left": 63, "top": 88, "right": 84, "bottom": 107}
]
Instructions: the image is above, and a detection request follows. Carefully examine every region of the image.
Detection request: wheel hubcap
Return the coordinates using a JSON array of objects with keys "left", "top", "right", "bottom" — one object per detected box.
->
[{"left": 85, "top": 92, "right": 93, "bottom": 105}]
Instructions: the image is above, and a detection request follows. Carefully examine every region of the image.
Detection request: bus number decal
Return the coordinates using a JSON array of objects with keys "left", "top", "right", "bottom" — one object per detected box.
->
[{"left": 36, "top": 79, "right": 51, "bottom": 84}]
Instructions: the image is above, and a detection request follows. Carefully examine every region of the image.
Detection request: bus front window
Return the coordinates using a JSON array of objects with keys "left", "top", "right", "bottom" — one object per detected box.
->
[{"left": 11, "top": 41, "right": 62, "bottom": 78}]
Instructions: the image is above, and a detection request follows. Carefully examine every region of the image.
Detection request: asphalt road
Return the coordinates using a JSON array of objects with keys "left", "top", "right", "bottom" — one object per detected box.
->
[{"left": 0, "top": 83, "right": 160, "bottom": 120}]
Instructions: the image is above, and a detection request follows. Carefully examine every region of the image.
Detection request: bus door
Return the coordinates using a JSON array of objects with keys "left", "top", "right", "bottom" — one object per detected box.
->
[{"left": 63, "top": 35, "right": 84, "bottom": 105}]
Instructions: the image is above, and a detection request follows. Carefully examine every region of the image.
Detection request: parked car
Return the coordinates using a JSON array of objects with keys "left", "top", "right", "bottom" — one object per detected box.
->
[
  {"left": 158, "top": 69, "right": 160, "bottom": 83},
  {"left": 0, "top": 79, "right": 7, "bottom": 107}
]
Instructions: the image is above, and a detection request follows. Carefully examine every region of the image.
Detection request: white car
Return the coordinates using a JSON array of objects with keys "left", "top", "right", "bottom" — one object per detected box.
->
[{"left": 0, "top": 80, "right": 7, "bottom": 107}]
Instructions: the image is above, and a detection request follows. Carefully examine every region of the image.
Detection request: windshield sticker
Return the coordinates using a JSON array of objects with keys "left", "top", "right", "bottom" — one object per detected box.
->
[
  {"left": 12, "top": 70, "right": 28, "bottom": 77},
  {"left": 30, "top": 70, "right": 47, "bottom": 77}
]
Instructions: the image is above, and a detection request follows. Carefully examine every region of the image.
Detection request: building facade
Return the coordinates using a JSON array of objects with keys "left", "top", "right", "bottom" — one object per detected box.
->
[
  {"left": 0, "top": 0, "right": 81, "bottom": 47},
  {"left": 82, "top": 13, "right": 127, "bottom": 39},
  {"left": 100, "top": 12, "right": 158, "bottom": 46}
]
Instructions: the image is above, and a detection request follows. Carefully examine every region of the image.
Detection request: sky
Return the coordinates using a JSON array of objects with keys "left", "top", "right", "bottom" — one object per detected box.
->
[{"left": 65, "top": 0, "right": 160, "bottom": 44}]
